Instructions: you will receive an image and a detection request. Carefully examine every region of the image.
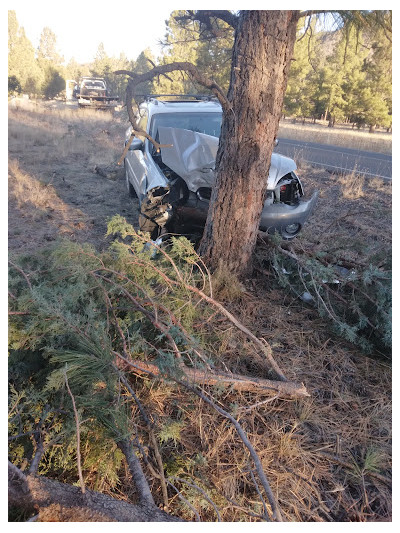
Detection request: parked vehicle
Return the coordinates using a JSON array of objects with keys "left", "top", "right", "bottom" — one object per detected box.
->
[
  {"left": 75, "top": 77, "right": 118, "bottom": 110},
  {"left": 124, "top": 95, "right": 318, "bottom": 239}
]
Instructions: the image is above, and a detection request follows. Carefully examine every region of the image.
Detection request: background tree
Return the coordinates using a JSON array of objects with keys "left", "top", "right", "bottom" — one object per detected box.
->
[
  {"left": 65, "top": 57, "right": 86, "bottom": 83},
  {"left": 90, "top": 43, "right": 133, "bottom": 98},
  {"left": 132, "top": 49, "right": 158, "bottom": 95},
  {"left": 156, "top": 10, "right": 233, "bottom": 95},
  {"left": 284, "top": 17, "right": 318, "bottom": 121},
  {"left": 37, "top": 26, "right": 64, "bottom": 64},
  {"left": 42, "top": 66, "right": 65, "bottom": 99},
  {"left": 156, "top": 11, "right": 198, "bottom": 94},
  {"left": 8, "top": 75, "right": 21, "bottom": 95},
  {"left": 37, "top": 26, "right": 65, "bottom": 98},
  {"left": 8, "top": 11, "right": 43, "bottom": 94}
]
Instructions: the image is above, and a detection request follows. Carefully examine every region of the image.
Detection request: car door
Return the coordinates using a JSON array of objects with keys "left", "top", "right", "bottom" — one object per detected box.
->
[{"left": 125, "top": 109, "right": 149, "bottom": 202}]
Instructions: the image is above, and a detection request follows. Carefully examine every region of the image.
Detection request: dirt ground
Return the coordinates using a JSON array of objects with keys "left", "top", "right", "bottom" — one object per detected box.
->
[
  {"left": 8, "top": 99, "right": 392, "bottom": 522},
  {"left": 8, "top": 98, "right": 139, "bottom": 253}
]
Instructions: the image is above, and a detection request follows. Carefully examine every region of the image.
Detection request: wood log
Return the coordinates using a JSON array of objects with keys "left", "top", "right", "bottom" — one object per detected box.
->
[
  {"left": 118, "top": 356, "right": 310, "bottom": 399},
  {"left": 8, "top": 464, "right": 183, "bottom": 522}
]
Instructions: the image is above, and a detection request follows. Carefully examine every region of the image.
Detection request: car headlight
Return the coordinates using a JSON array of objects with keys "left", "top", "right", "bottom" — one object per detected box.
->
[{"left": 284, "top": 223, "right": 301, "bottom": 235}]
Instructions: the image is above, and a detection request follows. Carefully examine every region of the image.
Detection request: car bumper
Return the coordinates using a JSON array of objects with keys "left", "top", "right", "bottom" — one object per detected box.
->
[{"left": 259, "top": 190, "right": 319, "bottom": 239}]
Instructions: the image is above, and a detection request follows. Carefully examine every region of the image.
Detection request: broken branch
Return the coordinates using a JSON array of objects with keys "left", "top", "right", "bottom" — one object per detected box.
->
[
  {"left": 64, "top": 368, "right": 85, "bottom": 494},
  {"left": 113, "top": 354, "right": 309, "bottom": 399}
]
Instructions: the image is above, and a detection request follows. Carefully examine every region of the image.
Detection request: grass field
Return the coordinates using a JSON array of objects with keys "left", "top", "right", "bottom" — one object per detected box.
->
[
  {"left": 278, "top": 119, "right": 392, "bottom": 155},
  {"left": 8, "top": 99, "right": 392, "bottom": 522}
]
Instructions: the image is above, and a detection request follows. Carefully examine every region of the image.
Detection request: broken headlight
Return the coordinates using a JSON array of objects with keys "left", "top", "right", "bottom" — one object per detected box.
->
[{"left": 275, "top": 173, "right": 303, "bottom": 205}]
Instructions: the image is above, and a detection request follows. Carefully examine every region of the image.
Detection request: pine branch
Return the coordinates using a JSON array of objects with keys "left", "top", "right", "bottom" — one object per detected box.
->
[
  {"left": 115, "top": 61, "right": 231, "bottom": 151},
  {"left": 117, "top": 438, "right": 155, "bottom": 507},
  {"left": 64, "top": 368, "right": 85, "bottom": 494},
  {"left": 175, "top": 10, "right": 239, "bottom": 30}
]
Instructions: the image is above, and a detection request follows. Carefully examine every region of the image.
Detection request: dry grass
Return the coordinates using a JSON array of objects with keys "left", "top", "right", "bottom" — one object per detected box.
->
[
  {"left": 338, "top": 172, "right": 366, "bottom": 199},
  {"left": 8, "top": 100, "right": 135, "bottom": 252},
  {"left": 278, "top": 120, "right": 392, "bottom": 155},
  {"left": 126, "top": 320, "right": 391, "bottom": 522},
  {"left": 8, "top": 158, "right": 88, "bottom": 237}
]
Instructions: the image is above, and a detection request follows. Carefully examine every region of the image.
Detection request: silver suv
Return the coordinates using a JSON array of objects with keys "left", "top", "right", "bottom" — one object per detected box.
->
[{"left": 124, "top": 95, "right": 318, "bottom": 239}]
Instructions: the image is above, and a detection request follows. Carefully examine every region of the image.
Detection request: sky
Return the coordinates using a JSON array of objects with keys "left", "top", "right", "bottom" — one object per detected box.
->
[{"left": 8, "top": 1, "right": 176, "bottom": 64}]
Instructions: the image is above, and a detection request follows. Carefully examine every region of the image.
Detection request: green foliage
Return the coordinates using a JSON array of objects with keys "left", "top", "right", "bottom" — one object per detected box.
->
[
  {"left": 284, "top": 14, "right": 392, "bottom": 128},
  {"left": 270, "top": 244, "right": 391, "bottom": 356},
  {"left": 42, "top": 66, "right": 65, "bottom": 99},
  {"left": 90, "top": 42, "right": 134, "bottom": 98},
  {"left": 37, "top": 27, "right": 63, "bottom": 64},
  {"left": 8, "top": 75, "right": 21, "bottom": 95},
  {"left": 8, "top": 11, "right": 44, "bottom": 94},
  {"left": 8, "top": 218, "right": 217, "bottom": 489},
  {"left": 158, "top": 419, "right": 185, "bottom": 445}
]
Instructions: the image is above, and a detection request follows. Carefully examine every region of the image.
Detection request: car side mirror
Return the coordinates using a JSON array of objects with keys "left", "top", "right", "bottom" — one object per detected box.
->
[{"left": 127, "top": 138, "right": 144, "bottom": 151}]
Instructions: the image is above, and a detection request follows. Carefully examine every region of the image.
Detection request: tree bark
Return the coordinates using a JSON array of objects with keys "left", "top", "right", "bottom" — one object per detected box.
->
[
  {"left": 117, "top": 438, "right": 155, "bottom": 507},
  {"left": 198, "top": 11, "right": 299, "bottom": 276},
  {"left": 8, "top": 464, "right": 183, "bottom": 522}
]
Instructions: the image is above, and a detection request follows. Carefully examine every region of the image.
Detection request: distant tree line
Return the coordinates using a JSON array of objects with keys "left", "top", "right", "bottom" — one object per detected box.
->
[
  {"left": 283, "top": 14, "right": 392, "bottom": 132},
  {"left": 8, "top": 11, "right": 147, "bottom": 101},
  {"left": 154, "top": 11, "right": 391, "bottom": 132},
  {"left": 8, "top": 10, "right": 391, "bottom": 131}
]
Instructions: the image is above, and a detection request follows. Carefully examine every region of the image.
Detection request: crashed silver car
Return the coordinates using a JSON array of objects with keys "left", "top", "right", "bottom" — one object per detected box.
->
[{"left": 124, "top": 96, "right": 318, "bottom": 239}]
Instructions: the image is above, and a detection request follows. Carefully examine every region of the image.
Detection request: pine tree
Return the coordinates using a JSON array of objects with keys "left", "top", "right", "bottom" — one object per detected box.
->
[
  {"left": 8, "top": 11, "right": 43, "bottom": 94},
  {"left": 284, "top": 18, "right": 317, "bottom": 120},
  {"left": 37, "top": 27, "right": 63, "bottom": 64},
  {"left": 89, "top": 43, "right": 132, "bottom": 98}
]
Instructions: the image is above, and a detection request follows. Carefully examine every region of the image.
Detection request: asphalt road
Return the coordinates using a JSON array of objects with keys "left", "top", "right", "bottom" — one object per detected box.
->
[{"left": 275, "top": 138, "right": 392, "bottom": 180}]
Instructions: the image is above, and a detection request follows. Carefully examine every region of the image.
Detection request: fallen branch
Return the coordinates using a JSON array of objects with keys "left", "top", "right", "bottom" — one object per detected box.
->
[
  {"left": 94, "top": 255, "right": 287, "bottom": 381},
  {"left": 8, "top": 463, "right": 183, "bottom": 522},
  {"left": 117, "top": 438, "right": 155, "bottom": 507},
  {"left": 117, "top": 372, "right": 169, "bottom": 510},
  {"left": 175, "top": 380, "right": 284, "bottom": 522},
  {"left": 114, "top": 354, "right": 309, "bottom": 399},
  {"left": 167, "top": 479, "right": 201, "bottom": 521},
  {"left": 64, "top": 368, "right": 85, "bottom": 494}
]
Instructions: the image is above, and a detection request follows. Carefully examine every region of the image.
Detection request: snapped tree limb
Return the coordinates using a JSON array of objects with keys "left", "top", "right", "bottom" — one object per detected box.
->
[{"left": 113, "top": 354, "right": 309, "bottom": 399}]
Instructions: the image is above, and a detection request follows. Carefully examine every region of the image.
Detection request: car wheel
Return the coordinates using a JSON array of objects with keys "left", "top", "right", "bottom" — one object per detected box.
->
[{"left": 124, "top": 161, "right": 137, "bottom": 198}]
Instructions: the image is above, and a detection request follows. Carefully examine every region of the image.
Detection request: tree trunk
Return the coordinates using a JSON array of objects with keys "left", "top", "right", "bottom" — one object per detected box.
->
[
  {"left": 8, "top": 466, "right": 183, "bottom": 522},
  {"left": 198, "top": 11, "right": 299, "bottom": 276}
]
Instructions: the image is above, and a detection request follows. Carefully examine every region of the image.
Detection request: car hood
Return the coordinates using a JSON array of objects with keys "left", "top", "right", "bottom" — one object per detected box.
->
[{"left": 158, "top": 127, "right": 297, "bottom": 192}]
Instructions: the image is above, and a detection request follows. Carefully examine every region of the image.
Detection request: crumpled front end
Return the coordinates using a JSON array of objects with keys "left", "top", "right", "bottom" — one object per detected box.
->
[
  {"left": 158, "top": 127, "right": 217, "bottom": 191},
  {"left": 152, "top": 127, "right": 318, "bottom": 239}
]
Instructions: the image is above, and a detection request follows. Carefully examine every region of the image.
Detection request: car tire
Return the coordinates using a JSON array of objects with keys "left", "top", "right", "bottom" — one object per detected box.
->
[{"left": 124, "top": 161, "right": 137, "bottom": 198}]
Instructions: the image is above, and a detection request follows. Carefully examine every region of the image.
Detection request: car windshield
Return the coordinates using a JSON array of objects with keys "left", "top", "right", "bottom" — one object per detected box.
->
[{"left": 150, "top": 112, "right": 222, "bottom": 139}]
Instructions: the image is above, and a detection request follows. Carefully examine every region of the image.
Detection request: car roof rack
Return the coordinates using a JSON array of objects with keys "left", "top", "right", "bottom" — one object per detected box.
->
[{"left": 137, "top": 94, "right": 218, "bottom": 103}]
